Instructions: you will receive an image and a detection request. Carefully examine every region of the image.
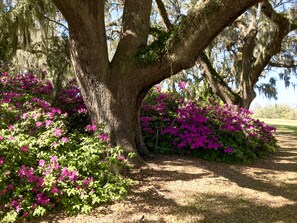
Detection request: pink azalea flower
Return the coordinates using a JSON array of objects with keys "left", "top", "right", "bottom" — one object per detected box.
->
[
  {"left": 224, "top": 147, "right": 234, "bottom": 153},
  {"left": 0, "top": 136, "right": 3, "bottom": 140},
  {"left": 50, "top": 156, "right": 58, "bottom": 163},
  {"left": 47, "top": 112, "right": 54, "bottom": 119},
  {"left": 177, "top": 81, "right": 187, "bottom": 90},
  {"left": 61, "top": 167, "right": 71, "bottom": 177},
  {"left": 36, "top": 121, "right": 43, "bottom": 128},
  {"left": 21, "top": 145, "right": 29, "bottom": 152},
  {"left": 11, "top": 200, "right": 19, "bottom": 209},
  {"left": 54, "top": 128, "right": 62, "bottom": 137},
  {"left": 45, "top": 120, "right": 52, "bottom": 128},
  {"left": 98, "top": 133, "right": 109, "bottom": 141},
  {"left": 37, "top": 177, "right": 44, "bottom": 187},
  {"left": 50, "top": 186, "right": 59, "bottom": 194},
  {"left": 0, "top": 157, "right": 5, "bottom": 165},
  {"left": 155, "top": 85, "right": 161, "bottom": 93},
  {"left": 69, "top": 170, "right": 78, "bottom": 181},
  {"left": 38, "top": 159, "right": 45, "bottom": 167},
  {"left": 52, "top": 141, "right": 57, "bottom": 147},
  {"left": 8, "top": 125, "right": 14, "bottom": 131},
  {"left": 22, "top": 113, "right": 29, "bottom": 119},
  {"left": 7, "top": 184, "right": 14, "bottom": 191},
  {"left": 117, "top": 155, "right": 125, "bottom": 161},
  {"left": 61, "top": 137, "right": 69, "bottom": 143},
  {"left": 8, "top": 135, "right": 14, "bottom": 141},
  {"left": 84, "top": 125, "right": 97, "bottom": 132}
]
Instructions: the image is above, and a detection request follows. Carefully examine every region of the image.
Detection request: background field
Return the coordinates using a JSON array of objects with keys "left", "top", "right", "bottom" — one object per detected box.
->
[{"left": 259, "top": 118, "right": 297, "bottom": 136}]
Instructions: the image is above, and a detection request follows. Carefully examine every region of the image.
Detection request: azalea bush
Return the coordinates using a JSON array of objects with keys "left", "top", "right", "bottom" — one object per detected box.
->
[
  {"left": 140, "top": 89, "right": 278, "bottom": 163},
  {"left": 0, "top": 71, "right": 132, "bottom": 222}
]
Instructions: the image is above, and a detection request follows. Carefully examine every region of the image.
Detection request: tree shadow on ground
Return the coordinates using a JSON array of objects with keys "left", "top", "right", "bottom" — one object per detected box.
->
[
  {"left": 172, "top": 193, "right": 297, "bottom": 223},
  {"left": 36, "top": 130, "right": 297, "bottom": 223}
]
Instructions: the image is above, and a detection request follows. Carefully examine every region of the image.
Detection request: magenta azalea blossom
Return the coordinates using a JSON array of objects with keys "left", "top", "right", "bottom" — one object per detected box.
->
[
  {"left": 45, "top": 120, "right": 52, "bottom": 128},
  {"left": 38, "top": 160, "right": 46, "bottom": 167},
  {"left": 50, "top": 156, "right": 58, "bottom": 163},
  {"left": 224, "top": 147, "right": 234, "bottom": 153},
  {"left": 54, "top": 128, "right": 62, "bottom": 137},
  {"left": 22, "top": 113, "right": 29, "bottom": 119},
  {"left": 8, "top": 125, "right": 14, "bottom": 131},
  {"left": 21, "top": 145, "right": 29, "bottom": 152},
  {"left": 61, "top": 137, "right": 69, "bottom": 143},
  {"left": 177, "top": 81, "right": 187, "bottom": 90},
  {"left": 36, "top": 121, "right": 43, "bottom": 128},
  {"left": 7, "top": 184, "right": 14, "bottom": 191},
  {"left": 84, "top": 125, "right": 96, "bottom": 132},
  {"left": 0, "top": 157, "right": 5, "bottom": 165}
]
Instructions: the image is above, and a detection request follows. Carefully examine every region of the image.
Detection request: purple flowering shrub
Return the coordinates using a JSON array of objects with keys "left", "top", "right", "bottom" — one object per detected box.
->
[
  {"left": 0, "top": 72, "right": 132, "bottom": 222},
  {"left": 55, "top": 79, "right": 91, "bottom": 131},
  {"left": 140, "top": 90, "right": 278, "bottom": 163}
]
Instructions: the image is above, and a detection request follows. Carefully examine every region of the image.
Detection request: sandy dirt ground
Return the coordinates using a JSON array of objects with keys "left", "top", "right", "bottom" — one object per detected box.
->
[{"left": 39, "top": 128, "right": 297, "bottom": 223}]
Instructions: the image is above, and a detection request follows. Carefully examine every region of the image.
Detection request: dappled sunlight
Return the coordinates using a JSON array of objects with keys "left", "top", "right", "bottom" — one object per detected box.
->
[
  {"left": 176, "top": 193, "right": 297, "bottom": 223},
  {"left": 37, "top": 122, "right": 297, "bottom": 222}
]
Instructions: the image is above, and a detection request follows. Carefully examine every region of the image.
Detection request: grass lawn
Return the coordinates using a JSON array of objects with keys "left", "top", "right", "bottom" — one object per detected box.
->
[{"left": 258, "top": 118, "right": 297, "bottom": 135}]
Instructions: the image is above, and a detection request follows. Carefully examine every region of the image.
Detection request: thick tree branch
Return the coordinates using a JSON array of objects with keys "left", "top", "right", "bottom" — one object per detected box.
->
[
  {"left": 261, "top": 0, "right": 297, "bottom": 31},
  {"left": 197, "top": 53, "right": 242, "bottom": 105},
  {"left": 112, "top": 0, "right": 152, "bottom": 62},
  {"left": 138, "top": 0, "right": 260, "bottom": 90},
  {"left": 155, "top": 0, "right": 173, "bottom": 30},
  {"left": 52, "top": 0, "right": 109, "bottom": 79},
  {"left": 240, "top": 27, "right": 258, "bottom": 98},
  {"left": 252, "top": 0, "right": 296, "bottom": 86}
]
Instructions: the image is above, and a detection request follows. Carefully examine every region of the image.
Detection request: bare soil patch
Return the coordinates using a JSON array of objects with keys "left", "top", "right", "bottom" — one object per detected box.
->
[{"left": 39, "top": 128, "right": 297, "bottom": 223}]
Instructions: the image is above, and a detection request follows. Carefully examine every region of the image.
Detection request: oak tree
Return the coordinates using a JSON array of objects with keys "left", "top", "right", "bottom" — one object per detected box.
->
[{"left": 51, "top": 0, "right": 260, "bottom": 163}]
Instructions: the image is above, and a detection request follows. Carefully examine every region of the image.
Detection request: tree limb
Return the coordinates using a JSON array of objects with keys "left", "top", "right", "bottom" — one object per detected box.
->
[
  {"left": 43, "top": 15, "right": 69, "bottom": 31},
  {"left": 197, "top": 52, "right": 242, "bottom": 105},
  {"left": 52, "top": 0, "right": 109, "bottom": 80},
  {"left": 251, "top": 0, "right": 296, "bottom": 86},
  {"left": 155, "top": 0, "right": 173, "bottom": 30},
  {"left": 112, "top": 0, "right": 152, "bottom": 62},
  {"left": 138, "top": 0, "right": 260, "bottom": 90},
  {"left": 269, "top": 61, "right": 297, "bottom": 68},
  {"left": 261, "top": 0, "right": 297, "bottom": 31}
]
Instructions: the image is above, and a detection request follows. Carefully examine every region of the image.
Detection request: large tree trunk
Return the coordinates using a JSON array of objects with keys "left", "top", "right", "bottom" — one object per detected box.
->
[
  {"left": 69, "top": 35, "right": 150, "bottom": 164},
  {"left": 78, "top": 74, "right": 149, "bottom": 163}
]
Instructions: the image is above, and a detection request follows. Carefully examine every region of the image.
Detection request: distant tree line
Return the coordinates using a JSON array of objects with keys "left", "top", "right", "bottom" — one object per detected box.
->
[{"left": 253, "top": 104, "right": 297, "bottom": 120}]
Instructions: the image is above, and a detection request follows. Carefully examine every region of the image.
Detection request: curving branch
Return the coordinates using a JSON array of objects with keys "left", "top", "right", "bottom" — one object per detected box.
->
[
  {"left": 155, "top": 0, "right": 173, "bottom": 30},
  {"left": 138, "top": 0, "right": 261, "bottom": 90},
  {"left": 251, "top": 0, "right": 297, "bottom": 87},
  {"left": 269, "top": 61, "right": 297, "bottom": 68},
  {"left": 197, "top": 52, "right": 242, "bottom": 105},
  {"left": 43, "top": 15, "right": 68, "bottom": 31}
]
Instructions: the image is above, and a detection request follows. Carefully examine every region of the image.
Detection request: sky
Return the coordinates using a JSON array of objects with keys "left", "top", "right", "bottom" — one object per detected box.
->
[{"left": 250, "top": 74, "right": 297, "bottom": 110}]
